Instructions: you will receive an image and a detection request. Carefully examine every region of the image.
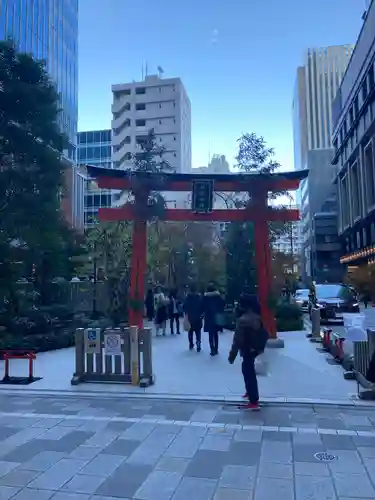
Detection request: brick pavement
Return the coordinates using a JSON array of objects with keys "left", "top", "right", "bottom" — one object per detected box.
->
[{"left": 0, "top": 394, "right": 375, "bottom": 499}]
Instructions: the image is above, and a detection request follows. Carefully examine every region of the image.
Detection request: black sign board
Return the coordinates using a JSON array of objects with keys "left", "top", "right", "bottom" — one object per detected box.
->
[{"left": 192, "top": 179, "right": 214, "bottom": 213}]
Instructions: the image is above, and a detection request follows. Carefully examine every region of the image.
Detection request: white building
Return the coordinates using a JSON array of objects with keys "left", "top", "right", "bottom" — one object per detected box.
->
[
  {"left": 111, "top": 75, "right": 191, "bottom": 173},
  {"left": 272, "top": 219, "right": 303, "bottom": 256}
]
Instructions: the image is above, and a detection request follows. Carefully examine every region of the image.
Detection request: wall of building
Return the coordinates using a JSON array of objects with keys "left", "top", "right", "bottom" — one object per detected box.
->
[
  {"left": 273, "top": 221, "right": 303, "bottom": 256},
  {"left": 333, "top": 0, "right": 375, "bottom": 132},
  {"left": 77, "top": 129, "right": 114, "bottom": 227},
  {"left": 61, "top": 164, "right": 85, "bottom": 231},
  {"left": 293, "top": 45, "right": 353, "bottom": 215},
  {"left": 293, "top": 46, "right": 353, "bottom": 166},
  {"left": 311, "top": 212, "right": 343, "bottom": 282},
  {"left": 111, "top": 75, "right": 192, "bottom": 173},
  {"left": 331, "top": 0, "right": 375, "bottom": 270}
]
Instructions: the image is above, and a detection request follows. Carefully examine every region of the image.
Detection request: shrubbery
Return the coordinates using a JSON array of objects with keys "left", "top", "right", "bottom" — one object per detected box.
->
[
  {"left": 0, "top": 304, "right": 93, "bottom": 356},
  {"left": 275, "top": 302, "right": 303, "bottom": 331}
]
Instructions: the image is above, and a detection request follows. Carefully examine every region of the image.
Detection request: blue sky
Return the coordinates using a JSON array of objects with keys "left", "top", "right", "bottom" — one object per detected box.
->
[{"left": 78, "top": 0, "right": 365, "bottom": 170}]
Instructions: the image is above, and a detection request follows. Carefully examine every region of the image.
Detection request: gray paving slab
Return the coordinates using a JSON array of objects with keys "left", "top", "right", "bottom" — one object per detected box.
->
[
  {"left": 214, "top": 489, "right": 252, "bottom": 500},
  {"left": 28, "top": 458, "right": 87, "bottom": 490},
  {"left": 333, "top": 472, "right": 375, "bottom": 498},
  {"left": 133, "top": 470, "right": 182, "bottom": 500},
  {"left": 172, "top": 477, "right": 217, "bottom": 500},
  {"left": 295, "top": 475, "right": 336, "bottom": 500},
  {"left": 10, "top": 488, "right": 54, "bottom": 500},
  {"left": 0, "top": 393, "right": 375, "bottom": 498},
  {"left": 254, "top": 477, "right": 295, "bottom": 500}
]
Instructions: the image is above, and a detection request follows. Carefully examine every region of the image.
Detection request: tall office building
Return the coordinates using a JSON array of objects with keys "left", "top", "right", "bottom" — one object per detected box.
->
[
  {"left": 293, "top": 45, "right": 354, "bottom": 171},
  {"left": 111, "top": 74, "right": 192, "bottom": 173},
  {"left": 292, "top": 45, "right": 353, "bottom": 280},
  {"left": 0, "top": 0, "right": 83, "bottom": 228},
  {"left": 77, "top": 129, "right": 115, "bottom": 227}
]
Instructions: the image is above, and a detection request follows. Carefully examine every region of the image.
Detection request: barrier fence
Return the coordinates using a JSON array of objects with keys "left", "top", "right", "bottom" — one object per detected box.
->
[
  {"left": 353, "top": 328, "right": 375, "bottom": 398},
  {"left": 71, "top": 326, "right": 153, "bottom": 387}
]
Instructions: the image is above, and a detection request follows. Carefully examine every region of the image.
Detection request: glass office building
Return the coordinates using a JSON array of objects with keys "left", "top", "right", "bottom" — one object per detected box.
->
[
  {"left": 0, "top": 0, "right": 79, "bottom": 159},
  {"left": 77, "top": 130, "right": 114, "bottom": 227}
]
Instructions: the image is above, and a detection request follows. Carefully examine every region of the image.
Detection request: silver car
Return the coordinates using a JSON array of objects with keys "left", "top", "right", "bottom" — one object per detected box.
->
[{"left": 294, "top": 289, "right": 310, "bottom": 312}]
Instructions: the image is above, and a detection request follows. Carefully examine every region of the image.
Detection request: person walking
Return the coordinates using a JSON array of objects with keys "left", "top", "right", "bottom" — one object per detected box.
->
[
  {"left": 168, "top": 289, "right": 182, "bottom": 335},
  {"left": 362, "top": 292, "right": 370, "bottom": 309},
  {"left": 145, "top": 288, "right": 154, "bottom": 321},
  {"left": 228, "top": 293, "right": 268, "bottom": 411},
  {"left": 184, "top": 285, "right": 203, "bottom": 352},
  {"left": 154, "top": 286, "right": 168, "bottom": 336},
  {"left": 203, "top": 283, "right": 225, "bottom": 356}
]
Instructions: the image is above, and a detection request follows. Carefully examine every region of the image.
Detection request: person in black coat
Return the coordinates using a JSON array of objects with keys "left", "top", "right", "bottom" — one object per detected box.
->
[
  {"left": 168, "top": 289, "right": 182, "bottom": 335},
  {"left": 184, "top": 285, "right": 203, "bottom": 351},
  {"left": 145, "top": 289, "right": 154, "bottom": 321},
  {"left": 203, "top": 283, "right": 225, "bottom": 356},
  {"left": 367, "top": 349, "right": 375, "bottom": 383}
]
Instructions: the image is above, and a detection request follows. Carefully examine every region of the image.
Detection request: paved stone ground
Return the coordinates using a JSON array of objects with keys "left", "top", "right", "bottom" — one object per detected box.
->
[
  {"left": 0, "top": 394, "right": 375, "bottom": 499},
  {"left": 0, "top": 330, "right": 360, "bottom": 403}
]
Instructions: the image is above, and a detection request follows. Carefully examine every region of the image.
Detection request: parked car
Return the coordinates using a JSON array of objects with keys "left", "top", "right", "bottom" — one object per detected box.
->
[
  {"left": 294, "top": 289, "right": 310, "bottom": 312},
  {"left": 308, "top": 283, "right": 360, "bottom": 322}
]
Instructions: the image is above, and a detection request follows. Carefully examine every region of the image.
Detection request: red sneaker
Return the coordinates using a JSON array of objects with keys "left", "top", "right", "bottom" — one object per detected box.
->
[{"left": 242, "top": 402, "right": 260, "bottom": 411}]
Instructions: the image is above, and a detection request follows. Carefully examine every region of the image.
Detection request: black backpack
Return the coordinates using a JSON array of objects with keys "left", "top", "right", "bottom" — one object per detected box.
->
[{"left": 251, "top": 323, "right": 269, "bottom": 353}]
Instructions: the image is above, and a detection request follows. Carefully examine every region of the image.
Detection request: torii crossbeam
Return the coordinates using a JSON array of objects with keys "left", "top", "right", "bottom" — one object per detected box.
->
[{"left": 87, "top": 167, "right": 308, "bottom": 342}]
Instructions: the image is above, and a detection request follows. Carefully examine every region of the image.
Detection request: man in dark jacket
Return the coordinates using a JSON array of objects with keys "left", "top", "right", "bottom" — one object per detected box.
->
[
  {"left": 203, "top": 283, "right": 225, "bottom": 356},
  {"left": 184, "top": 285, "right": 203, "bottom": 352},
  {"left": 228, "top": 293, "right": 262, "bottom": 411}
]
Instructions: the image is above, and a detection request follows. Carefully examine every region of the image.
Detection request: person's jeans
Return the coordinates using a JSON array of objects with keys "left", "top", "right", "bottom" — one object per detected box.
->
[
  {"left": 170, "top": 314, "right": 180, "bottom": 334},
  {"left": 208, "top": 329, "right": 219, "bottom": 354},
  {"left": 188, "top": 322, "right": 202, "bottom": 347},
  {"left": 242, "top": 353, "right": 259, "bottom": 404}
]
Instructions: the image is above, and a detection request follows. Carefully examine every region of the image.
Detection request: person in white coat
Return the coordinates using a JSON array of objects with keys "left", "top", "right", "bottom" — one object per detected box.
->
[{"left": 154, "top": 286, "right": 168, "bottom": 336}]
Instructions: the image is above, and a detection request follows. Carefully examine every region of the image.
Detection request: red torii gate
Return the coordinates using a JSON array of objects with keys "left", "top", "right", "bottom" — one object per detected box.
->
[{"left": 87, "top": 166, "right": 307, "bottom": 343}]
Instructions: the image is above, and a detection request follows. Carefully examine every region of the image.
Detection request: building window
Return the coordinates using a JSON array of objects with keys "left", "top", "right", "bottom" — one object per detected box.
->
[
  {"left": 78, "top": 132, "right": 87, "bottom": 143},
  {"left": 159, "top": 120, "right": 162, "bottom": 124},
  {"left": 136, "top": 87, "right": 146, "bottom": 95},
  {"left": 349, "top": 107, "right": 354, "bottom": 127},
  {"left": 342, "top": 175, "right": 349, "bottom": 227},
  {"left": 136, "top": 135, "right": 149, "bottom": 146},
  {"left": 351, "top": 161, "right": 360, "bottom": 219},
  {"left": 362, "top": 78, "right": 368, "bottom": 101},
  {"left": 135, "top": 119, "right": 146, "bottom": 127},
  {"left": 354, "top": 95, "right": 359, "bottom": 117},
  {"left": 369, "top": 64, "right": 375, "bottom": 89},
  {"left": 136, "top": 103, "right": 146, "bottom": 111},
  {"left": 122, "top": 89, "right": 131, "bottom": 95},
  {"left": 365, "top": 140, "right": 375, "bottom": 208},
  {"left": 159, "top": 104, "right": 162, "bottom": 109}
]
